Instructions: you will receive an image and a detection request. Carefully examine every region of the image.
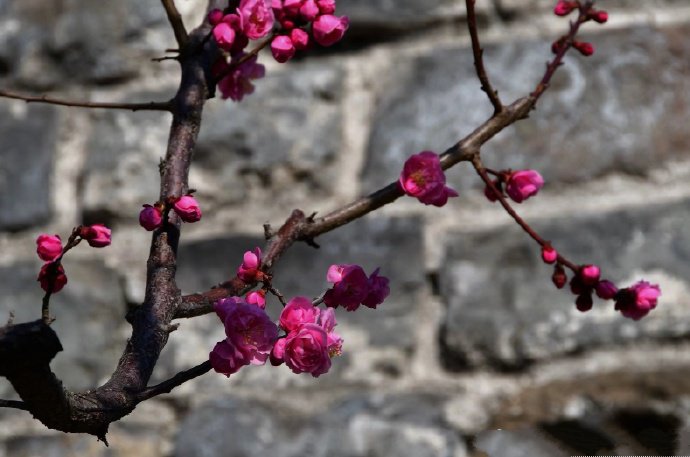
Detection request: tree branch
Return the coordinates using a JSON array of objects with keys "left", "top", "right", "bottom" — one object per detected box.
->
[
  {"left": 0, "top": 90, "right": 173, "bottom": 112},
  {"left": 136, "top": 361, "right": 212, "bottom": 402},
  {"left": 465, "top": 0, "right": 503, "bottom": 114},
  {"left": 0, "top": 400, "right": 28, "bottom": 410},
  {"left": 161, "top": 0, "right": 189, "bottom": 48}
]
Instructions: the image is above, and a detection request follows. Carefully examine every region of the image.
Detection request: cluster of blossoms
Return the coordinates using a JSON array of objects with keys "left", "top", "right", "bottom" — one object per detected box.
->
[
  {"left": 484, "top": 169, "right": 544, "bottom": 204},
  {"left": 208, "top": 0, "right": 348, "bottom": 101},
  {"left": 35, "top": 225, "right": 111, "bottom": 294},
  {"left": 552, "top": 1, "right": 608, "bottom": 56},
  {"left": 139, "top": 194, "right": 202, "bottom": 231},
  {"left": 210, "top": 249, "right": 389, "bottom": 377},
  {"left": 399, "top": 151, "right": 459, "bottom": 207}
]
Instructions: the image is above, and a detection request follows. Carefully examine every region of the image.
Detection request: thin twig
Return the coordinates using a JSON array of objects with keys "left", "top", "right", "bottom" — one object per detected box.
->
[
  {"left": 161, "top": 0, "right": 189, "bottom": 47},
  {"left": 0, "top": 399, "right": 28, "bottom": 410},
  {"left": 0, "top": 90, "right": 173, "bottom": 112},
  {"left": 465, "top": 0, "right": 503, "bottom": 114},
  {"left": 136, "top": 361, "right": 212, "bottom": 402}
]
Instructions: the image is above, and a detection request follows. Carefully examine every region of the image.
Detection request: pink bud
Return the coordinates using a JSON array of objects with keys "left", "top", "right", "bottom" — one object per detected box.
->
[
  {"left": 552, "top": 264, "right": 567, "bottom": 289},
  {"left": 173, "top": 195, "right": 202, "bottom": 223},
  {"left": 590, "top": 10, "right": 608, "bottom": 23},
  {"left": 300, "top": 0, "right": 320, "bottom": 21},
  {"left": 505, "top": 169, "right": 544, "bottom": 203},
  {"left": 208, "top": 8, "right": 224, "bottom": 25},
  {"left": 541, "top": 245, "right": 558, "bottom": 264},
  {"left": 83, "top": 224, "right": 112, "bottom": 248},
  {"left": 237, "top": 247, "right": 263, "bottom": 282},
  {"left": 213, "top": 22, "right": 237, "bottom": 51},
  {"left": 36, "top": 234, "right": 63, "bottom": 262},
  {"left": 280, "top": 19, "right": 295, "bottom": 30},
  {"left": 312, "top": 14, "right": 349, "bottom": 47},
  {"left": 37, "top": 263, "right": 68, "bottom": 294},
  {"left": 573, "top": 41, "right": 594, "bottom": 56},
  {"left": 246, "top": 289, "right": 267, "bottom": 309},
  {"left": 575, "top": 293, "right": 593, "bottom": 312},
  {"left": 271, "top": 35, "right": 296, "bottom": 63},
  {"left": 139, "top": 204, "right": 163, "bottom": 231},
  {"left": 316, "top": 0, "right": 336, "bottom": 14},
  {"left": 579, "top": 264, "right": 600, "bottom": 286},
  {"left": 290, "top": 28, "right": 309, "bottom": 50},
  {"left": 595, "top": 280, "right": 618, "bottom": 300},
  {"left": 614, "top": 280, "right": 661, "bottom": 320},
  {"left": 554, "top": 1, "right": 576, "bottom": 16}
]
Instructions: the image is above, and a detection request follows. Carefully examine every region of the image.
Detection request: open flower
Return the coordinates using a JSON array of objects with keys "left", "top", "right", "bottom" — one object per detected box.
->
[
  {"left": 238, "top": 0, "right": 275, "bottom": 40},
  {"left": 399, "top": 151, "right": 458, "bottom": 207},
  {"left": 614, "top": 280, "right": 661, "bottom": 320}
]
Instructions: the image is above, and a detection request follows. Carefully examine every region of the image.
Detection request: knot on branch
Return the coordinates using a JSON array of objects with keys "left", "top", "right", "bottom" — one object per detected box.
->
[{"left": 0, "top": 320, "right": 62, "bottom": 375}]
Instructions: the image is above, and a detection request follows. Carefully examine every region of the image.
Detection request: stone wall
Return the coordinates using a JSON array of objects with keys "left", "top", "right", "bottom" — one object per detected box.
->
[{"left": 1, "top": 1, "right": 690, "bottom": 455}]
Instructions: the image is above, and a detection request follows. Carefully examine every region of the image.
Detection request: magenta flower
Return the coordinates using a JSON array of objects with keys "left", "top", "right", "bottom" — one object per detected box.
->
[
  {"left": 139, "top": 204, "right": 163, "bottom": 231},
  {"left": 361, "top": 268, "right": 390, "bottom": 309},
  {"left": 246, "top": 289, "right": 267, "bottom": 309},
  {"left": 312, "top": 14, "right": 349, "bottom": 47},
  {"left": 299, "top": 0, "right": 319, "bottom": 21},
  {"left": 290, "top": 28, "right": 309, "bottom": 50},
  {"left": 210, "top": 340, "right": 252, "bottom": 376},
  {"left": 271, "top": 35, "right": 296, "bottom": 63},
  {"left": 323, "top": 264, "right": 370, "bottom": 311},
  {"left": 217, "top": 54, "right": 266, "bottom": 102},
  {"left": 238, "top": 0, "right": 275, "bottom": 40},
  {"left": 173, "top": 195, "right": 202, "bottom": 223},
  {"left": 83, "top": 224, "right": 112, "bottom": 248},
  {"left": 283, "top": 323, "right": 332, "bottom": 377},
  {"left": 614, "top": 280, "right": 661, "bottom": 320},
  {"left": 316, "top": 0, "right": 336, "bottom": 14},
  {"left": 282, "top": 0, "right": 303, "bottom": 16},
  {"left": 213, "top": 22, "right": 237, "bottom": 51},
  {"left": 279, "top": 296, "right": 320, "bottom": 332},
  {"left": 504, "top": 169, "right": 544, "bottom": 203},
  {"left": 237, "top": 247, "right": 263, "bottom": 282},
  {"left": 37, "top": 263, "right": 68, "bottom": 294},
  {"left": 399, "top": 151, "right": 458, "bottom": 207},
  {"left": 36, "top": 234, "right": 63, "bottom": 262},
  {"left": 318, "top": 308, "right": 343, "bottom": 357}
]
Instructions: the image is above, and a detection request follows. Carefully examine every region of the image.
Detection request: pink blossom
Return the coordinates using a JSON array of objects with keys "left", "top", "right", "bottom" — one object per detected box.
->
[
  {"left": 270, "top": 337, "right": 286, "bottom": 365},
  {"left": 271, "top": 35, "right": 296, "bottom": 63},
  {"left": 504, "top": 169, "right": 544, "bottom": 203},
  {"left": 282, "top": 0, "right": 303, "bottom": 16},
  {"left": 299, "top": 0, "right": 319, "bottom": 21},
  {"left": 280, "top": 296, "right": 320, "bottom": 332},
  {"left": 246, "top": 289, "right": 267, "bottom": 308},
  {"left": 318, "top": 308, "right": 343, "bottom": 357},
  {"left": 595, "top": 280, "right": 618, "bottom": 300},
  {"left": 83, "top": 224, "right": 112, "bottom": 248},
  {"left": 312, "top": 14, "right": 349, "bottom": 47},
  {"left": 323, "top": 264, "right": 370, "bottom": 311},
  {"left": 213, "top": 22, "right": 237, "bottom": 51},
  {"left": 237, "top": 247, "right": 264, "bottom": 282},
  {"left": 579, "top": 264, "right": 600, "bottom": 286},
  {"left": 212, "top": 297, "right": 278, "bottom": 371},
  {"left": 316, "top": 0, "right": 336, "bottom": 14},
  {"left": 173, "top": 195, "right": 202, "bottom": 223},
  {"left": 399, "top": 151, "right": 459, "bottom": 207},
  {"left": 614, "top": 280, "right": 661, "bottom": 320},
  {"left": 541, "top": 245, "right": 558, "bottom": 264},
  {"left": 283, "top": 323, "right": 331, "bottom": 377},
  {"left": 573, "top": 41, "right": 595, "bottom": 56},
  {"left": 554, "top": 1, "right": 577, "bottom": 16},
  {"left": 238, "top": 0, "right": 275, "bottom": 40},
  {"left": 217, "top": 54, "right": 266, "bottom": 102},
  {"left": 139, "top": 204, "right": 163, "bottom": 231},
  {"left": 210, "top": 339, "right": 251, "bottom": 376},
  {"left": 37, "top": 263, "right": 67, "bottom": 293},
  {"left": 208, "top": 8, "right": 224, "bottom": 25},
  {"left": 36, "top": 234, "right": 63, "bottom": 262},
  {"left": 361, "top": 268, "right": 390, "bottom": 309},
  {"left": 290, "top": 28, "right": 309, "bottom": 50},
  {"left": 326, "top": 264, "right": 346, "bottom": 283}
]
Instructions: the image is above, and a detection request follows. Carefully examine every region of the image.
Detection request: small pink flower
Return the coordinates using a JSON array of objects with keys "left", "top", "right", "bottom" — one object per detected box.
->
[
  {"left": 246, "top": 289, "right": 267, "bottom": 308},
  {"left": 83, "top": 224, "right": 112, "bottom": 248},
  {"left": 238, "top": 0, "right": 275, "bottom": 40},
  {"left": 270, "top": 337, "right": 287, "bottom": 365},
  {"left": 579, "top": 264, "right": 600, "bottom": 286},
  {"left": 399, "top": 151, "right": 459, "bottom": 207},
  {"left": 208, "top": 8, "right": 224, "bottom": 25},
  {"left": 213, "top": 22, "right": 237, "bottom": 51},
  {"left": 614, "top": 280, "right": 661, "bottom": 320},
  {"left": 504, "top": 169, "right": 544, "bottom": 203},
  {"left": 541, "top": 245, "right": 558, "bottom": 264},
  {"left": 280, "top": 296, "right": 320, "bottom": 332},
  {"left": 139, "top": 204, "right": 163, "bottom": 231},
  {"left": 173, "top": 195, "right": 202, "bottom": 223},
  {"left": 237, "top": 247, "right": 263, "bottom": 282},
  {"left": 290, "top": 28, "right": 309, "bottom": 50},
  {"left": 210, "top": 339, "right": 251, "bottom": 376},
  {"left": 216, "top": 54, "right": 266, "bottom": 102},
  {"left": 36, "top": 234, "right": 63, "bottom": 262},
  {"left": 299, "top": 0, "right": 319, "bottom": 21},
  {"left": 271, "top": 35, "right": 296, "bottom": 63},
  {"left": 554, "top": 1, "right": 577, "bottom": 16},
  {"left": 37, "top": 263, "right": 67, "bottom": 294},
  {"left": 283, "top": 323, "right": 331, "bottom": 377},
  {"left": 316, "top": 0, "right": 336, "bottom": 14},
  {"left": 573, "top": 41, "right": 594, "bottom": 56},
  {"left": 323, "top": 264, "right": 370, "bottom": 311},
  {"left": 312, "top": 14, "right": 349, "bottom": 47},
  {"left": 595, "top": 280, "right": 618, "bottom": 300},
  {"left": 361, "top": 268, "right": 390, "bottom": 309}
]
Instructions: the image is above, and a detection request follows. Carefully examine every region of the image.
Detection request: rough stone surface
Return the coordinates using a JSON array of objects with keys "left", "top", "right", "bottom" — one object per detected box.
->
[
  {"left": 440, "top": 199, "right": 690, "bottom": 369},
  {"left": 0, "top": 103, "right": 56, "bottom": 231}
]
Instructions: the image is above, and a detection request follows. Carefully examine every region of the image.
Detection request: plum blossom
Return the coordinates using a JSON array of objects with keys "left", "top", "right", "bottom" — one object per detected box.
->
[
  {"left": 312, "top": 14, "right": 349, "bottom": 47},
  {"left": 271, "top": 35, "right": 296, "bottom": 63},
  {"left": 399, "top": 151, "right": 458, "bottom": 207},
  {"left": 246, "top": 289, "right": 267, "bottom": 308},
  {"left": 541, "top": 245, "right": 558, "bottom": 264},
  {"left": 504, "top": 170, "right": 544, "bottom": 203},
  {"left": 361, "top": 268, "right": 390, "bottom": 309},
  {"left": 83, "top": 224, "right": 112, "bottom": 248},
  {"left": 139, "top": 204, "right": 163, "bottom": 231},
  {"left": 173, "top": 195, "right": 202, "bottom": 223},
  {"left": 323, "top": 264, "right": 370, "bottom": 311},
  {"left": 213, "top": 22, "right": 237, "bottom": 51},
  {"left": 36, "top": 234, "right": 62, "bottom": 262},
  {"left": 595, "top": 280, "right": 618, "bottom": 300},
  {"left": 238, "top": 0, "right": 275, "bottom": 40},
  {"left": 37, "top": 263, "right": 67, "bottom": 294},
  {"left": 279, "top": 296, "right": 320, "bottom": 332},
  {"left": 216, "top": 55, "right": 266, "bottom": 102},
  {"left": 554, "top": 1, "right": 577, "bottom": 16},
  {"left": 237, "top": 247, "right": 264, "bottom": 282},
  {"left": 614, "top": 281, "right": 661, "bottom": 320}
]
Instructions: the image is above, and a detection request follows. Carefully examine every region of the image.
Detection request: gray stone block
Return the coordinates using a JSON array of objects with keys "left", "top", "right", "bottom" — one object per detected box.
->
[{"left": 440, "top": 199, "right": 690, "bottom": 369}]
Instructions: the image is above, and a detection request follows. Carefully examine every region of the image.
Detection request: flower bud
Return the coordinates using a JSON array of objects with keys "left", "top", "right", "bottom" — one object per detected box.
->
[
  {"left": 590, "top": 10, "right": 608, "bottom": 23},
  {"left": 36, "top": 234, "right": 63, "bottom": 262},
  {"left": 579, "top": 264, "right": 600, "bottom": 286},
  {"left": 573, "top": 41, "right": 595, "bottom": 56},
  {"left": 208, "top": 8, "right": 224, "bottom": 25},
  {"left": 139, "top": 204, "right": 163, "bottom": 231},
  {"left": 505, "top": 169, "right": 544, "bottom": 203},
  {"left": 554, "top": 1, "right": 577, "bottom": 16},
  {"left": 271, "top": 35, "right": 296, "bottom": 63},
  {"left": 290, "top": 28, "right": 309, "bottom": 50},
  {"left": 595, "top": 280, "right": 618, "bottom": 300},
  {"left": 299, "top": 0, "right": 320, "bottom": 21},
  {"left": 83, "top": 224, "right": 112, "bottom": 248},
  {"left": 38, "top": 263, "right": 67, "bottom": 294},
  {"left": 575, "top": 293, "right": 593, "bottom": 312},
  {"left": 541, "top": 245, "right": 558, "bottom": 264},
  {"left": 173, "top": 195, "right": 202, "bottom": 223},
  {"left": 312, "top": 14, "right": 349, "bottom": 47},
  {"left": 552, "top": 264, "right": 567, "bottom": 289},
  {"left": 484, "top": 180, "right": 501, "bottom": 203}
]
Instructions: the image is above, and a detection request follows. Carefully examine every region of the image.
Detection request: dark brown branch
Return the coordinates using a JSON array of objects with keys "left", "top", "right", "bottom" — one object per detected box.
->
[
  {"left": 0, "top": 90, "right": 173, "bottom": 112},
  {"left": 161, "top": 0, "right": 189, "bottom": 47},
  {"left": 465, "top": 0, "right": 503, "bottom": 114},
  {"left": 0, "top": 400, "right": 28, "bottom": 410},
  {"left": 176, "top": 278, "right": 251, "bottom": 319},
  {"left": 136, "top": 361, "right": 212, "bottom": 402}
]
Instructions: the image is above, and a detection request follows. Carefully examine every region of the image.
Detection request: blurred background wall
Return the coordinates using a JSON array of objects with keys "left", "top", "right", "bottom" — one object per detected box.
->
[{"left": 1, "top": 0, "right": 690, "bottom": 455}]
